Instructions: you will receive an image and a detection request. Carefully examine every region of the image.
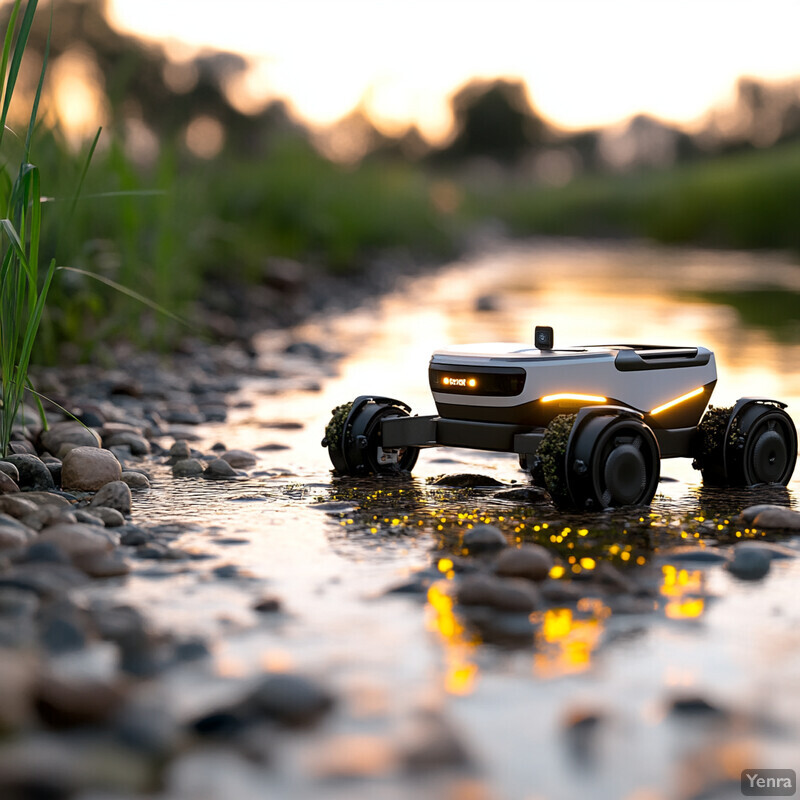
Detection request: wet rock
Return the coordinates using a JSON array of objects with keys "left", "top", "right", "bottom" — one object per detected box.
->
[
  {"left": 73, "top": 509, "right": 104, "bottom": 526},
  {"left": 589, "top": 561, "right": 636, "bottom": 593},
  {"left": 657, "top": 545, "right": 730, "bottom": 564},
  {"left": 73, "top": 550, "right": 131, "bottom": 578},
  {"left": 104, "top": 431, "right": 151, "bottom": 456},
  {"left": 399, "top": 709, "right": 472, "bottom": 772},
  {"left": 540, "top": 578, "right": 590, "bottom": 603},
  {"left": 221, "top": 449, "right": 257, "bottom": 468},
  {"left": 3, "top": 454, "right": 55, "bottom": 491},
  {"left": 38, "top": 599, "right": 90, "bottom": 654},
  {"left": 113, "top": 700, "right": 179, "bottom": 756},
  {"left": 40, "top": 420, "right": 101, "bottom": 454},
  {"left": 256, "top": 443, "right": 290, "bottom": 451},
  {"left": 121, "top": 470, "right": 151, "bottom": 490},
  {"left": 172, "top": 458, "right": 204, "bottom": 477},
  {"left": 8, "top": 440, "right": 35, "bottom": 455},
  {"left": 253, "top": 595, "right": 283, "bottom": 613},
  {"left": 495, "top": 544, "right": 554, "bottom": 581},
  {"left": 733, "top": 540, "right": 798, "bottom": 560},
  {"left": 43, "top": 459, "right": 62, "bottom": 486},
  {"left": 494, "top": 487, "right": 548, "bottom": 503},
  {"left": 739, "top": 504, "right": 795, "bottom": 525},
  {"left": 0, "top": 525, "right": 29, "bottom": 550},
  {"left": 34, "top": 674, "right": 126, "bottom": 728},
  {"left": 19, "top": 491, "right": 72, "bottom": 509},
  {"left": 173, "top": 637, "right": 210, "bottom": 663},
  {"left": 89, "top": 481, "right": 132, "bottom": 515},
  {"left": 462, "top": 524, "right": 507, "bottom": 553},
  {"left": 20, "top": 541, "right": 71, "bottom": 565},
  {"left": 167, "top": 440, "right": 192, "bottom": 462},
  {"left": 92, "top": 507, "right": 125, "bottom": 527},
  {"left": 0, "top": 495, "right": 38, "bottom": 519},
  {"left": 38, "top": 523, "right": 115, "bottom": 558},
  {"left": 0, "top": 587, "right": 39, "bottom": 618},
  {"left": 726, "top": 547, "right": 771, "bottom": 581},
  {"left": 0, "top": 471, "right": 20, "bottom": 494},
  {"left": 204, "top": 458, "right": 238, "bottom": 480},
  {"left": 21, "top": 506, "right": 77, "bottom": 532},
  {"left": 669, "top": 695, "right": 727, "bottom": 717},
  {"left": 0, "top": 461, "right": 20, "bottom": 482},
  {"left": 456, "top": 573, "right": 540, "bottom": 612},
  {"left": 751, "top": 506, "right": 800, "bottom": 530},
  {"left": 118, "top": 525, "right": 153, "bottom": 546},
  {"left": 431, "top": 473, "right": 505, "bottom": 488},
  {"left": 61, "top": 446, "right": 122, "bottom": 491},
  {"left": 563, "top": 708, "right": 605, "bottom": 764},
  {"left": 249, "top": 673, "right": 334, "bottom": 727},
  {"left": 0, "top": 650, "right": 37, "bottom": 732}
]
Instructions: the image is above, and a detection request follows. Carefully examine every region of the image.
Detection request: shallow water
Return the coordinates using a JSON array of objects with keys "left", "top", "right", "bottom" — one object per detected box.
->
[{"left": 101, "top": 240, "right": 800, "bottom": 799}]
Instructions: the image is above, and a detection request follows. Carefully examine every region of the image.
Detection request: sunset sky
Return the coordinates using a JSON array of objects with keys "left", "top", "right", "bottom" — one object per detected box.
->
[{"left": 109, "top": 0, "right": 800, "bottom": 142}]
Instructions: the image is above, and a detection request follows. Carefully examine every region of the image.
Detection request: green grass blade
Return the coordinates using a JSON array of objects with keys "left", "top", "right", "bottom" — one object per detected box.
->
[
  {"left": 23, "top": 2, "right": 49, "bottom": 162},
  {"left": 14, "top": 256, "right": 55, "bottom": 398},
  {"left": 25, "top": 375, "right": 47, "bottom": 431},
  {"left": 68, "top": 126, "right": 102, "bottom": 221},
  {"left": 0, "top": 0, "right": 38, "bottom": 146},
  {"left": 58, "top": 265, "right": 194, "bottom": 328},
  {"left": 0, "top": 0, "right": 22, "bottom": 150}
]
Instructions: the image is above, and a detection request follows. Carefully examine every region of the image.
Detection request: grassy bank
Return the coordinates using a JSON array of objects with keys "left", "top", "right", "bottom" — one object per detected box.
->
[
  {"left": 29, "top": 126, "right": 800, "bottom": 361},
  {"left": 468, "top": 139, "right": 800, "bottom": 252}
]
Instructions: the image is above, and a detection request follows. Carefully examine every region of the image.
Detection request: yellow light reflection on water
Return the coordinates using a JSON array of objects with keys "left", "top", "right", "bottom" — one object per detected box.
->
[
  {"left": 660, "top": 565, "right": 706, "bottom": 620},
  {"left": 426, "top": 584, "right": 479, "bottom": 696},
  {"left": 532, "top": 605, "right": 609, "bottom": 678}
]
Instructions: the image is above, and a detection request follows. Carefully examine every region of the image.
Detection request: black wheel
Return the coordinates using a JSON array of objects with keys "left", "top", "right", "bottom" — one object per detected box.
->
[
  {"left": 322, "top": 396, "right": 419, "bottom": 476},
  {"left": 727, "top": 402, "right": 796, "bottom": 486},
  {"left": 518, "top": 453, "right": 546, "bottom": 488},
  {"left": 695, "top": 400, "right": 797, "bottom": 487}
]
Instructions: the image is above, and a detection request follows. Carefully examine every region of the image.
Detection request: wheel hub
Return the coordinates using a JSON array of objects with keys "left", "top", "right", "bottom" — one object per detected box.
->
[
  {"left": 751, "top": 429, "right": 788, "bottom": 483},
  {"left": 603, "top": 444, "right": 647, "bottom": 505}
]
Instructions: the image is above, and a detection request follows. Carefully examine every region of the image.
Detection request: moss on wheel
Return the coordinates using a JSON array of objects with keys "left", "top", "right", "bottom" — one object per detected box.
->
[
  {"left": 324, "top": 403, "right": 353, "bottom": 450},
  {"left": 693, "top": 405, "right": 740, "bottom": 484},
  {"left": 537, "top": 413, "right": 576, "bottom": 508}
]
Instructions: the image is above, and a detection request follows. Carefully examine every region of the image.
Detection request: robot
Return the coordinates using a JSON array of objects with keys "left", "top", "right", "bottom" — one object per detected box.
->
[{"left": 322, "top": 327, "right": 797, "bottom": 510}]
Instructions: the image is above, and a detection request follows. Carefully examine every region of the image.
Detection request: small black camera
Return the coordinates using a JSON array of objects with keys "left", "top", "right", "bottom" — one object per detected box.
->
[{"left": 535, "top": 325, "right": 554, "bottom": 350}]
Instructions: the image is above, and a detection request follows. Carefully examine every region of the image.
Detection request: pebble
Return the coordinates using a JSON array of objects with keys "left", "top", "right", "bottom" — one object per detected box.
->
[
  {"left": 726, "top": 547, "right": 771, "bottom": 581},
  {"left": 399, "top": 709, "right": 472, "bottom": 772},
  {"left": 751, "top": 506, "right": 800, "bottom": 530},
  {"left": 40, "top": 420, "right": 101, "bottom": 453},
  {"left": 249, "top": 673, "right": 334, "bottom": 727},
  {"left": 220, "top": 449, "right": 257, "bottom": 468},
  {"left": 431, "top": 473, "right": 505, "bottom": 488},
  {"left": 495, "top": 544, "right": 554, "bottom": 581},
  {"left": 92, "top": 507, "right": 125, "bottom": 527},
  {"left": 493, "top": 487, "right": 548, "bottom": 503},
  {"left": 22, "top": 507, "right": 77, "bottom": 531},
  {"left": 61, "top": 446, "right": 122, "bottom": 491},
  {"left": 103, "top": 432, "right": 151, "bottom": 456},
  {"left": 462, "top": 524, "right": 507, "bottom": 553},
  {"left": 0, "top": 495, "right": 39, "bottom": 519},
  {"left": 20, "top": 541, "right": 71, "bottom": 565},
  {"left": 3, "top": 454, "right": 55, "bottom": 491},
  {"left": 172, "top": 459, "right": 204, "bottom": 477},
  {"left": 167, "top": 440, "right": 192, "bottom": 462},
  {"left": 73, "top": 550, "right": 131, "bottom": 578},
  {"left": 657, "top": 545, "right": 730, "bottom": 564},
  {"left": 253, "top": 595, "right": 283, "bottom": 613},
  {"left": 19, "top": 492, "right": 72, "bottom": 508},
  {"left": 34, "top": 674, "right": 127, "bottom": 728},
  {"left": 74, "top": 509, "right": 104, "bottom": 526},
  {"left": 121, "top": 471, "right": 151, "bottom": 490},
  {"left": 118, "top": 525, "right": 153, "bottom": 546},
  {"left": 0, "top": 461, "right": 20, "bottom": 482},
  {"left": 38, "top": 523, "right": 116, "bottom": 558},
  {"left": 89, "top": 481, "right": 132, "bottom": 515},
  {"left": 456, "top": 573, "right": 540, "bottom": 612},
  {"left": 0, "top": 471, "right": 20, "bottom": 494},
  {"left": 0, "top": 525, "right": 30, "bottom": 550},
  {"left": 203, "top": 458, "right": 238, "bottom": 479},
  {"left": 733, "top": 540, "right": 798, "bottom": 560},
  {"left": 0, "top": 561, "right": 86, "bottom": 598},
  {"left": 738, "top": 504, "right": 792, "bottom": 525}
]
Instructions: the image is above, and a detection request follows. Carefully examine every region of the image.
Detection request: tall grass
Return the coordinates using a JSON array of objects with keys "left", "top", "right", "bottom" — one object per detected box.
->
[{"left": 0, "top": 0, "right": 53, "bottom": 456}]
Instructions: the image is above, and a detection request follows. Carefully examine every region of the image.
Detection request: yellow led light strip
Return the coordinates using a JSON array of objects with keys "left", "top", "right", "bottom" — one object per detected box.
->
[
  {"left": 442, "top": 377, "right": 478, "bottom": 388},
  {"left": 650, "top": 386, "right": 704, "bottom": 415},
  {"left": 541, "top": 393, "right": 607, "bottom": 403}
]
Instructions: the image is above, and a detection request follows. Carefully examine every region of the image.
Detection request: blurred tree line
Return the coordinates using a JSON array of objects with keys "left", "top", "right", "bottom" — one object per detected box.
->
[{"left": 4, "top": 0, "right": 800, "bottom": 360}]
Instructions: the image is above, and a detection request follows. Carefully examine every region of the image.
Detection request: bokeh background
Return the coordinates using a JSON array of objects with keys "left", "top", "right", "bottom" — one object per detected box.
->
[{"left": 3, "top": 0, "right": 800, "bottom": 359}]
